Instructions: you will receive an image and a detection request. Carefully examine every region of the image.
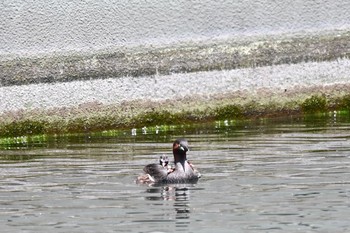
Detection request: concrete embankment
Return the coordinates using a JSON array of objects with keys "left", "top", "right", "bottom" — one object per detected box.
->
[
  {"left": 1, "top": 31, "right": 349, "bottom": 86},
  {"left": 1, "top": 31, "right": 350, "bottom": 137}
]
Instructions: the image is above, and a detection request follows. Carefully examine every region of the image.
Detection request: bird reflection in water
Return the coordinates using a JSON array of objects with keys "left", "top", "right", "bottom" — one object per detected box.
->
[{"left": 145, "top": 184, "right": 194, "bottom": 230}]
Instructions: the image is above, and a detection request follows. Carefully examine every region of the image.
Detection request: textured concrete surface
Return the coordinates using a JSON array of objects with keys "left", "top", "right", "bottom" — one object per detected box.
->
[
  {"left": 1, "top": 59, "right": 350, "bottom": 113},
  {"left": 1, "top": 1, "right": 350, "bottom": 135},
  {"left": 1, "top": 0, "right": 349, "bottom": 56},
  {"left": 1, "top": 31, "right": 349, "bottom": 86}
]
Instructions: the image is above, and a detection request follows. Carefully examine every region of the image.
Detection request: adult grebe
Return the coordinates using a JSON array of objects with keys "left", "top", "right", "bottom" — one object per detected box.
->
[{"left": 137, "top": 139, "right": 201, "bottom": 184}]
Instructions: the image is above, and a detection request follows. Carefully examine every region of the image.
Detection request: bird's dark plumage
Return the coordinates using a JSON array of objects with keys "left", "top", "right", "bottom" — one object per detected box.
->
[{"left": 137, "top": 139, "right": 201, "bottom": 184}]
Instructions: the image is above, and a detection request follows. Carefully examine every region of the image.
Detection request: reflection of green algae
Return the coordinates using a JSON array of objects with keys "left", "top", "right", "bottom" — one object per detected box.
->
[
  {"left": 0, "top": 134, "right": 48, "bottom": 150},
  {"left": 0, "top": 153, "right": 37, "bottom": 161}
]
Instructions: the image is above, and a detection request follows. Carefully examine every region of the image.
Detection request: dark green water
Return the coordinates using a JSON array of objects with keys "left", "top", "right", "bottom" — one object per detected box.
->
[{"left": 1, "top": 114, "right": 350, "bottom": 232}]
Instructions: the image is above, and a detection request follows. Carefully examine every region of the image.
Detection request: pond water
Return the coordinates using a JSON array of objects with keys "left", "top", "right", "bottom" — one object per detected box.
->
[{"left": 1, "top": 115, "right": 350, "bottom": 233}]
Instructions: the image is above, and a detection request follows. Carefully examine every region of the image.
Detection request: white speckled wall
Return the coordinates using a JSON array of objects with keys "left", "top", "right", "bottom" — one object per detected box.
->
[
  {"left": 1, "top": 59, "right": 350, "bottom": 113},
  {"left": 0, "top": 0, "right": 350, "bottom": 126},
  {"left": 1, "top": 0, "right": 349, "bottom": 55}
]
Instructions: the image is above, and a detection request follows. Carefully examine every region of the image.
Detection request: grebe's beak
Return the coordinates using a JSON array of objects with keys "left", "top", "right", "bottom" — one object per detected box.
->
[{"left": 179, "top": 145, "right": 189, "bottom": 152}]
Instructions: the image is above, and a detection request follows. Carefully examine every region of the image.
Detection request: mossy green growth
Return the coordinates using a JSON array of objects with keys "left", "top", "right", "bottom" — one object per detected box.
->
[
  {"left": 301, "top": 95, "right": 327, "bottom": 114},
  {"left": 339, "top": 94, "right": 350, "bottom": 110},
  {"left": 213, "top": 104, "right": 243, "bottom": 120},
  {"left": 133, "top": 110, "right": 186, "bottom": 126},
  {"left": 0, "top": 120, "right": 47, "bottom": 138},
  {"left": 3, "top": 93, "right": 350, "bottom": 141}
]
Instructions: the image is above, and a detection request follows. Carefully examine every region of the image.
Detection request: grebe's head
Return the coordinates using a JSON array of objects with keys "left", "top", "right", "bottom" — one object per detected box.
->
[
  {"left": 173, "top": 138, "right": 189, "bottom": 156},
  {"left": 159, "top": 155, "right": 169, "bottom": 167}
]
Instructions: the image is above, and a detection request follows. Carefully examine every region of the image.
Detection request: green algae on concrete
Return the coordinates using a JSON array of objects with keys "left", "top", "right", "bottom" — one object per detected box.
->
[
  {"left": 1, "top": 92, "right": 350, "bottom": 140},
  {"left": 301, "top": 95, "right": 327, "bottom": 114},
  {"left": 339, "top": 94, "right": 350, "bottom": 110},
  {"left": 213, "top": 104, "right": 244, "bottom": 120},
  {"left": 1, "top": 120, "right": 48, "bottom": 138}
]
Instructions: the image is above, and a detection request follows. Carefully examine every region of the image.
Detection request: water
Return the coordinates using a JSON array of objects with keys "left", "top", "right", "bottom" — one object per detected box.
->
[{"left": 1, "top": 115, "right": 350, "bottom": 232}]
